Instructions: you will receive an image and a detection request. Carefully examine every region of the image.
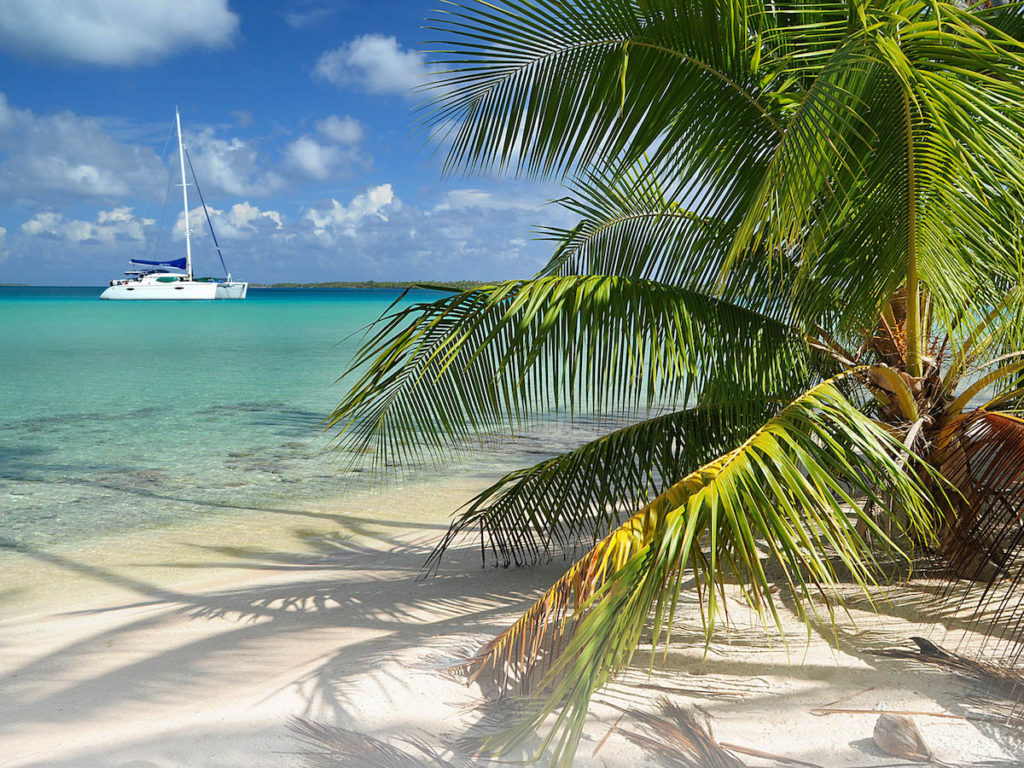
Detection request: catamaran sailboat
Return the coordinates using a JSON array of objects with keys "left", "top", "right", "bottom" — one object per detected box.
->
[{"left": 100, "top": 109, "right": 247, "bottom": 300}]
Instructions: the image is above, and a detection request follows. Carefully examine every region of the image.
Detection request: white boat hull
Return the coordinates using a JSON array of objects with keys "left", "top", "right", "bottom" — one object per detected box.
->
[
  {"left": 100, "top": 279, "right": 248, "bottom": 300},
  {"left": 100, "top": 280, "right": 217, "bottom": 300},
  {"left": 215, "top": 282, "right": 248, "bottom": 300}
]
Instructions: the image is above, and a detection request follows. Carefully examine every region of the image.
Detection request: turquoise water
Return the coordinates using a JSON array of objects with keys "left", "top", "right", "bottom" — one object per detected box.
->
[{"left": 0, "top": 287, "right": 441, "bottom": 551}]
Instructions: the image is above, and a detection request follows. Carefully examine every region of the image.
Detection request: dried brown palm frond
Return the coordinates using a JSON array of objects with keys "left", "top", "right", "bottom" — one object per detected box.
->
[
  {"left": 933, "top": 410, "right": 1024, "bottom": 652},
  {"left": 876, "top": 637, "right": 1024, "bottom": 704},
  {"left": 616, "top": 697, "right": 747, "bottom": 768},
  {"left": 289, "top": 717, "right": 458, "bottom": 768}
]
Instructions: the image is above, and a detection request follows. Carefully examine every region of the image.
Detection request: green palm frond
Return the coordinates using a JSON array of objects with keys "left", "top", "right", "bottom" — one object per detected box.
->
[
  {"left": 536, "top": 161, "right": 718, "bottom": 282},
  {"left": 988, "top": 1, "right": 1024, "bottom": 41},
  {"left": 424, "top": 0, "right": 781, "bottom": 192},
  {"left": 328, "top": 276, "right": 808, "bottom": 469},
  {"left": 427, "top": 0, "right": 1024, "bottom": 342},
  {"left": 464, "top": 376, "right": 937, "bottom": 766},
  {"left": 726, "top": 41, "right": 879, "bottom": 270},
  {"left": 326, "top": 2, "right": 1024, "bottom": 765},
  {"left": 721, "top": 2, "right": 1024, "bottom": 337},
  {"left": 426, "top": 403, "right": 774, "bottom": 571},
  {"left": 535, "top": 159, "right": 800, "bottom": 321},
  {"left": 806, "top": 6, "right": 1024, "bottom": 329}
]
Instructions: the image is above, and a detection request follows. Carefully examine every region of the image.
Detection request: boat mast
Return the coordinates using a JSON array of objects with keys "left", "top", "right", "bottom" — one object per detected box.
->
[{"left": 175, "top": 107, "right": 193, "bottom": 281}]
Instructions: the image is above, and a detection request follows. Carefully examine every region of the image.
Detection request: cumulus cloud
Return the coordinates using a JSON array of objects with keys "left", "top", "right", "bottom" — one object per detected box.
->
[
  {"left": 432, "top": 188, "right": 540, "bottom": 212},
  {"left": 21, "top": 206, "right": 153, "bottom": 243},
  {"left": 285, "top": 115, "right": 367, "bottom": 180},
  {"left": 5, "top": 176, "right": 567, "bottom": 283},
  {"left": 0, "top": 226, "right": 7, "bottom": 262},
  {"left": 185, "top": 127, "right": 285, "bottom": 197},
  {"left": 222, "top": 201, "right": 282, "bottom": 233},
  {"left": 176, "top": 201, "right": 283, "bottom": 241},
  {"left": 0, "top": 93, "right": 165, "bottom": 204},
  {"left": 316, "top": 115, "right": 363, "bottom": 145},
  {"left": 314, "top": 34, "right": 432, "bottom": 97},
  {"left": 305, "top": 184, "right": 397, "bottom": 240},
  {"left": 0, "top": 0, "right": 238, "bottom": 66},
  {"left": 284, "top": 181, "right": 569, "bottom": 282},
  {"left": 284, "top": 137, "right": 342, "bottom": 180},
  {"left": 0, "top": 93, "right": 286, "bottom": 212}
]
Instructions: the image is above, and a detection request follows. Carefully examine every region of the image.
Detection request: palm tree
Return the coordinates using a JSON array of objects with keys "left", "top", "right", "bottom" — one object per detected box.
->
[{"left": 329, "top": 0, "right": 1024, "bottom": 764}]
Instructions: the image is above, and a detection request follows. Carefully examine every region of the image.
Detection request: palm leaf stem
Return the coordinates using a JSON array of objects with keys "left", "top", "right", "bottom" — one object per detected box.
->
[{"left": 901, "top": 85, "right": 923, "bottom": 378}]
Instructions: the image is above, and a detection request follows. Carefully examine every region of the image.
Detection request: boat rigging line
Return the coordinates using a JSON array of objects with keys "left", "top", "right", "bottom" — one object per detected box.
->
[{"left": 184, "top": 147, "right": 230, "bottom": 279}]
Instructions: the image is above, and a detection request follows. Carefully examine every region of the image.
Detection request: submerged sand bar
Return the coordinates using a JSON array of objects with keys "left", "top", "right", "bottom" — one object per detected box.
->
[{"left": 1, "top": 477, "right": 1021, "bottom": 767}]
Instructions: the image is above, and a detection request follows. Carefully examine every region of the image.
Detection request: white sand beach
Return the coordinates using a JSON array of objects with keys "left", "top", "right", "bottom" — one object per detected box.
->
[{"left": 1, "top": 477, "right": 1022, "bottom": 768}]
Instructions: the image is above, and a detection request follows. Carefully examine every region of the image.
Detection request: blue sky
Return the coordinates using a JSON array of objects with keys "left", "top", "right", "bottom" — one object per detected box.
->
[{"left": 0, "top": 0, "right": 567, "bottom": 285}]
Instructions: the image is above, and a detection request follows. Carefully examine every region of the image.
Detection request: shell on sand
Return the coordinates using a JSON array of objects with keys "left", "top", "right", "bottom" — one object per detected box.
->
[{"left": 873, "top": 713, "right": 932, "bottom": 762}]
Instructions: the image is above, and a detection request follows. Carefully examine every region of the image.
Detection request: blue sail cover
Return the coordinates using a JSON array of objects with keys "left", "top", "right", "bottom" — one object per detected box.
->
[{"left": 130, "top": 257, "right": 187, "bottom": 269}]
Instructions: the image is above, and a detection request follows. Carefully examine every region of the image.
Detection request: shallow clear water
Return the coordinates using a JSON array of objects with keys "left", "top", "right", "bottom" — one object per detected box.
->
[
  {"left": 0, "top": 286, "right": 621, "bottom": 563},
  {"left": 0, "top": 287, "right": 445, "bottom": 551}
]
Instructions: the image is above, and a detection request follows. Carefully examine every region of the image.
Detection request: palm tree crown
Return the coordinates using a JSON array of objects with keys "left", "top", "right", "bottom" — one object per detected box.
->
[{"left": 330, "top": 0, "right": 1024, "bottom": 764}]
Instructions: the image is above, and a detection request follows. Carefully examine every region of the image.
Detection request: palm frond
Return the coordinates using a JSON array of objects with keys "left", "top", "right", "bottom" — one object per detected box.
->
[
  {"left": 727, "top": 38, "right": 879, "bottom": 272},
  {"left": 463, "top": 376, "right": 937, "bottom": 766},
  {"left": 535, "top": 158, "right": 801, "bottom": 323},
  {"left": 535, "top": 162, "right": 722, "bottom": 284},
  {"left": 942, "top": 288, "right": 1024, "bottom": 398},
  {"left": 724, "top": 2, "right": 1024, "bottom": 337},
  {"left": 935, "top": 409, "right": 1024, "bottom": 654},
  {"left": 290, "top": 717, "right": 457, "bottom": 768},
  {"left": 424, "top": 0, "right": 778, "bottom": 179},
  {"left": 877, "top": 636, "right": 1024, "bottom": 702},
  {"left": 618, "top": 698, "right": 747, "bottom": 768},
  {"left": 426, "top": 403, "right": 776, "bottom": 571},
  {"left": 328, "top": 276, "right": 808, "bottom": 470}
]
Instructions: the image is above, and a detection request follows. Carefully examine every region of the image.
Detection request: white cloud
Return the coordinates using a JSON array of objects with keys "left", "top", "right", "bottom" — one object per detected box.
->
[
  {"left": 316, "top": 115, "right": 363, "bottom": 145},
  {"left": 0, "top": 0, "right": 238, "bottom": 66},
  {"left": 284, "top": 136, "right": 341, "bottom": 180},
  {"left": 432, "top": 188, "right": 540, "bottom": 212},
  {"left": 0, "top": 93, "right": 165, "bottom": 204},
  {"left": 176, "top": 201, "right": 283, "bottom": 241},
  {"left": 285, "top": 116, "right": 367, "bottom": 180},
  {"left": 0, "top": 94, "right": 283, "bottom": 206},
  {"left": 0, "top": 226, "right": 7, "bottom": 262},
  {"left": 224, "top": 201, "right": 282, "bottom": 232},
  {"left": 287, "top": 182, "right": 568, "bottom": 282},
  {"left": 21, "top": 206, "right": 153, "bottom": 243},
  {"left": 314, "top": 34, "right": 431, "bottom": 97},
  {"left": 185, "top": 127, "right": 285, "bottom": 197},
  {"left": 4, "top": 177, "right": 568, "bottom": 284},
  {"left": 305, "top": 184, "right": 397, "bottom": 240},
  {"left": 285, "top": 4, "right": 339, "bottom": 29}
]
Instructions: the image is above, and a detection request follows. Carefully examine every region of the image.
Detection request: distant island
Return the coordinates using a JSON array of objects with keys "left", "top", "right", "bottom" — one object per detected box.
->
[{"left": 251, "top": 280, "right": 489, "bottom": 290}]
